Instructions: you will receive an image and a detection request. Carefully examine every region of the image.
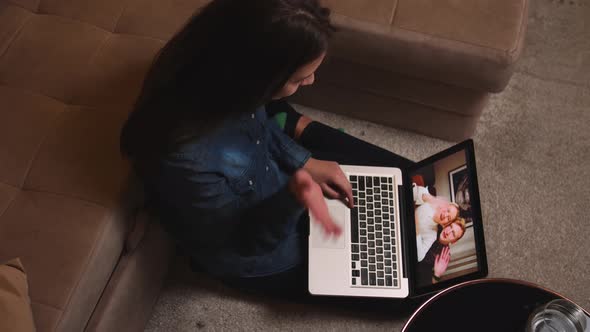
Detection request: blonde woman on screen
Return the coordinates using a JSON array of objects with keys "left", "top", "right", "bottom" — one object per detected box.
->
[{"left": 413, "top": 184, "right": 460, "bottom": 261}]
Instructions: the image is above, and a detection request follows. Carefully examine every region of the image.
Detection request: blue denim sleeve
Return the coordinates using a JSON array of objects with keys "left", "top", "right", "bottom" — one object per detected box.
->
[
  {"left": 162, "top": 162, "right": 304, "bottom": 256},
  {"left": 267, "top": 120, "right": 312, "bottom": 174}
]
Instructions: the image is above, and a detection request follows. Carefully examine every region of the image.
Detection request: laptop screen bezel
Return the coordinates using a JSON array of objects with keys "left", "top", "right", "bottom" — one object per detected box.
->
[{"left": 402, "top": 139, "right": 488, "bottom": 297}]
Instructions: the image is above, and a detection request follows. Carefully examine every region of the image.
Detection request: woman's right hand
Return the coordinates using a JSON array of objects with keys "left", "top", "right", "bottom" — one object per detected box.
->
[
  {"left": 433, "top": 246, "right": 451, "bottom": 281},
  {"left": 303, "top": 158, "right": 354, "bottom": 209},
  {"left": 289, "top": 169, "right": 342, "bottom": 236}
]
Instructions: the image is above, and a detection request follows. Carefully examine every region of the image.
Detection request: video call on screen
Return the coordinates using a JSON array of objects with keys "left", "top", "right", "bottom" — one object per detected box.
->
[{"left": 411, "top": 150, "right": 479, "bottom": 287}]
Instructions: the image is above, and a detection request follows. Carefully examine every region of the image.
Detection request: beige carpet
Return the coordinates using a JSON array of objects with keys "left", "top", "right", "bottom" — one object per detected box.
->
[{"left": 145, "top": 0, "right": 590, "bottom": 330}]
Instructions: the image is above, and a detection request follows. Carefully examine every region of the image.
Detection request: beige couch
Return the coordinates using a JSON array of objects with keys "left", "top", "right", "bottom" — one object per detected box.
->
[
  {"left": 295, "top": 0, "right": 529, "bottom": 140},
  {"left": 0, "top": 0, "right": 195, "bottom": 330},
  {"left": 0, "top": 0, "right": 527, "bottom": 331}
]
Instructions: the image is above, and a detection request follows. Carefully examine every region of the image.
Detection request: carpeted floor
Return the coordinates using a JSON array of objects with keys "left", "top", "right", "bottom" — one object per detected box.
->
[{"left": 145, "top": 0, "right": 590, "bottom": 330}]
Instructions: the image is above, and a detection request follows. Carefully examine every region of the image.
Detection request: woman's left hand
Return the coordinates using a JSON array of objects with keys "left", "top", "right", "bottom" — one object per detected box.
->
[
  {"left": 289, "top": 169, "right": 342, "bottom": 236},
  {"left": 303, "top": 158, "right": 354, "bottom": 208}
]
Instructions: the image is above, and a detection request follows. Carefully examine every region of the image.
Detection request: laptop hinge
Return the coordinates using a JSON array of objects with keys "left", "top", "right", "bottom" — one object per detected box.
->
[{"left": 398, "top": 184, "right": 408, "bottom": 279}]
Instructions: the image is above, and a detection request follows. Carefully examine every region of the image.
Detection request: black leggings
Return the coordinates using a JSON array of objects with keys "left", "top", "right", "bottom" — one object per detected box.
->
[
  {"left": 300, "top": 121, "right": 414, "bottom": 168},
  {"left": 222, "top": 105, "right": 415, "bottom": 303},
  {"left": 266, "top": 100, "right": 414, "bottom": 168}
]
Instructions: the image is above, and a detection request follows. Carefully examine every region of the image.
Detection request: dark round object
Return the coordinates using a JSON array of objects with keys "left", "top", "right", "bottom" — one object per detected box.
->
[{"left": 402, "top": 278, "right": 589, "bottom": 332}]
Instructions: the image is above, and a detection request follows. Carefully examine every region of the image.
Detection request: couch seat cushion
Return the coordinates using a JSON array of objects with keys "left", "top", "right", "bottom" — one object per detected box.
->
[{"left": 322, "top": 0, "right": 529, "bottom": 92}]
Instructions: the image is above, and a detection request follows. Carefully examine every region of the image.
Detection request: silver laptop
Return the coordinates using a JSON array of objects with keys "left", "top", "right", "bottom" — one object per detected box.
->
[{"left": 308, "top": 140, "right": 488, "bottom": 298}]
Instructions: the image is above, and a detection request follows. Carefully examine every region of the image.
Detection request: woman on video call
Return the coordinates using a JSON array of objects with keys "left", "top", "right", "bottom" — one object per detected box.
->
[
  {"left": 413, "top": 184, "right": 462, "bottom": 261},
  {"left": 416, "top": 220, "right": 466, "bottom": 285},
  {"left": 120, "top": 0, "right": 414, "bottom": 300}
]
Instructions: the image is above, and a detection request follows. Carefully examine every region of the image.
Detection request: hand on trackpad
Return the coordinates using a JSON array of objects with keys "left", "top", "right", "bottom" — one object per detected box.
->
[{"left": 310, "top": 200, "right": 346, "bottom": 249}]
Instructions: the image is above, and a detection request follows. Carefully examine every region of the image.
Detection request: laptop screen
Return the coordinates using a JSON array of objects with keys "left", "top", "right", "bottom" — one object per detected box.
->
[{"left": 408, "top": 142, "right": 487, "bottom": 292}]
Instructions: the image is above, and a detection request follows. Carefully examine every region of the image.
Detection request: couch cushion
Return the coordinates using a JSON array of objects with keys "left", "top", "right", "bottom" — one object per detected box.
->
[
  {"left": 71, "top": 34, "right": 164, "bottom": 107},
  {"left": 322, "top": 0, "right": 397, "bottom": 25},
  {"left": 0, "top": 258, "right": 36, "bottom": 332},
  {"left": 0, "top": 1, "right": 179, "bottom": 329},
  {"left": 0, "top": 87, "right": 65, "bottom": 188},
  {"left": 317, "top": 57, "right": 488, "bottom": 116},
  {"left": 5, "top": 0, "right": 40, "bottom": 12},
  {"left": 115, "top": 0, "right": 209, "bottom": 40},
  {"left": 38, "top": 0, "right": 128, "bottom": 32},
  {"left": 0, "top": 14, "right": 109, "bottom": 103},
  {"left": 0, "top": 86, "right": 132, "bottom": 332},
  {"left": 0, "top": 191, "right": 127, "bottom": 332},
  {"left": 395, "top": 0, "right": 526, "bottom": 51},
  {"left": 0, "top": 182, "right": 18, "bottom": 216},
  {"left": 323, "top": 0, "right": 528, "bottom": 92},
  {"left": 0, "top": 3, "right": 31, "bottom": 55},
  {"left": 23, "top": 106, "right": 131, "bottom": 206},
  {"left": 293, "top": 80, "right": 485, "bottom": 141}
]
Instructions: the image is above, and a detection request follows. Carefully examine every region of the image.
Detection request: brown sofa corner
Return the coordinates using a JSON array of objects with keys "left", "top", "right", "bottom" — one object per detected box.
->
[
  {"left": 293, "top": 0, "right": 530, "bottom": 140},
  {"left": 0, "top": 0, "right": 198, "bottom": 330}
]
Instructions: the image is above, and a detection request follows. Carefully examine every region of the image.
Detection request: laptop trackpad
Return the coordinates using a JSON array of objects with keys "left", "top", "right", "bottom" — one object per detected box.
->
[{"left": 310, "top": 201, "right": 346, "bottom": 249}]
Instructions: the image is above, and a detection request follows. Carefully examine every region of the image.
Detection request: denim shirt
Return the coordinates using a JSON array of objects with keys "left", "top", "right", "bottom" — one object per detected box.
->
[{"left": 147, "top": 106, "right": 311, "bottom": 278}]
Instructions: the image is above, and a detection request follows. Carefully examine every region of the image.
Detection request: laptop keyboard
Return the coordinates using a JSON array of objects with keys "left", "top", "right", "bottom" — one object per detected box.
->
[{"left": 349, "top": 175, "right": 400, "bottom": 288}]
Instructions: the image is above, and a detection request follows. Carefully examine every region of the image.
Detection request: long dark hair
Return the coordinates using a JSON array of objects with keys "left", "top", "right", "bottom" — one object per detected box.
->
[{"left": 120, "top": 0, "right": 334, "bottom": 161}]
